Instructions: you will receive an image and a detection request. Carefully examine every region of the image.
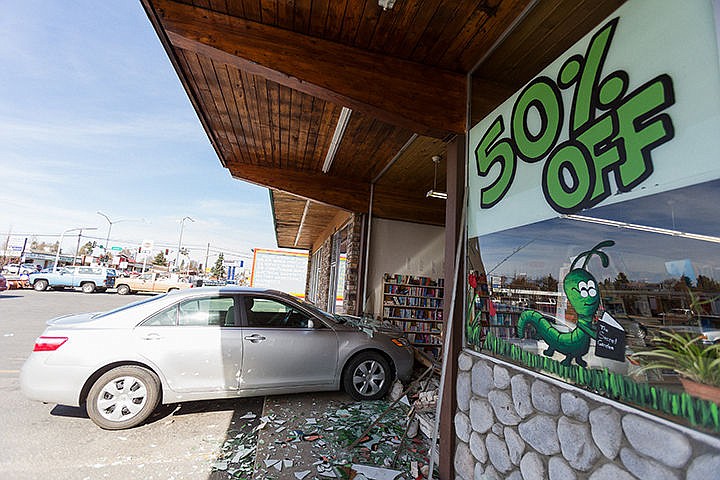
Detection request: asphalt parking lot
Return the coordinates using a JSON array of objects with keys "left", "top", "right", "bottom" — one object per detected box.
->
[{"left": 0, "top": 289, "right": 266, "bottom": 480}]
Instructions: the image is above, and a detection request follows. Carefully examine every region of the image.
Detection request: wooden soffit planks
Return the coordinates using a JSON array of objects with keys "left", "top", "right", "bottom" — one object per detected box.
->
[
  {"left": 151, "top": 0, "right": 466, "bottom": 138},
  {"left": 229, "top": 163, "right": 370, "bottom": 213},
  {"left": 271, "top": 191, "right": 349, "bottom": 250}
]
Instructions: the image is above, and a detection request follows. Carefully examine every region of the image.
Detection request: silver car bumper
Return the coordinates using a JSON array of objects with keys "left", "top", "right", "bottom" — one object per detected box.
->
[{"left": 20, "top": 354, "right": 90, "bottom": 407}]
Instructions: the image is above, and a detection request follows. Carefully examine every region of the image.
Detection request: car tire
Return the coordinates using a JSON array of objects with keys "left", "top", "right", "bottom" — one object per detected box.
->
[
  {"left": 81, "top": 282, "right": 96, "bottom": 294},
  {"left": 343, "top": 351, "right": 393, "bottom": 401},
  {"left": 116, "top": 284, "right": 131, "bottom": 295},
  {"left": 86, "top": 365, "right": 161, "bottom": 430},
  {"left": 33, "top": 280, "right": 48, "bottom": 291}
]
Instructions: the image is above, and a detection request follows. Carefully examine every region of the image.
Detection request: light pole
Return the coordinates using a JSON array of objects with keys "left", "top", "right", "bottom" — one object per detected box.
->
[
  {"left": 54, "top": 227, "right": 98, "bottom": 271},
  {"left": 97, "top": 211, "right": 145, "bottom": 250},
  {"left": 176, "top": 216, "right": 195, "bottom": 272}
]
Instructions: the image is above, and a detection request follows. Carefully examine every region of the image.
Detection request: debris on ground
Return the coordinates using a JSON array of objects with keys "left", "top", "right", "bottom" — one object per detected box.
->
[{"left": 210, "top": 368, "right": 441, "bottom": 479}]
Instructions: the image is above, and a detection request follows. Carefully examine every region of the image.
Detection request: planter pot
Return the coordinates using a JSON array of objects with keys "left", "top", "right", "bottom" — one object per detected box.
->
[{"left": 680, "top": 377, "right": 720, "bottom": 404}]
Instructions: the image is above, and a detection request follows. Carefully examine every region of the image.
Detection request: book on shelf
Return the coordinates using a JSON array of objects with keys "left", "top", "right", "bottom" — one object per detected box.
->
[
  {"left": 383, "top": 273, "right": 444, "bottom": 288},
  {"left": 383, "top": 273, "right": 445, "bottom": 360}
]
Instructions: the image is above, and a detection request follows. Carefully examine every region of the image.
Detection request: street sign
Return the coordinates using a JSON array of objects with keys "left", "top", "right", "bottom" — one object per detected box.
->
[
  {"left": 141, "top": 239, "right": 154, "bottom": 254},
  {"left": 111, "top": 246, "right": 122, "bottom": 251}
]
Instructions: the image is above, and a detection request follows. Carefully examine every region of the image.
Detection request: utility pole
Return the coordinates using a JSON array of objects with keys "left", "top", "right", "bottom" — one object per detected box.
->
[{"left": 204, "top": 242, "right": 210, "bottom": 276}]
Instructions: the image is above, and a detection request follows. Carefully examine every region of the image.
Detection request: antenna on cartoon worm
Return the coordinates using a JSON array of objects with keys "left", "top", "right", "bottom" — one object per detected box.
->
[{"left": 569, "top": 240, "right": 615, "bottom": 270}]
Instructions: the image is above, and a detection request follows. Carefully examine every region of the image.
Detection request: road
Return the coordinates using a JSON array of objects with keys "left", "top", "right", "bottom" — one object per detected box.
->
[{"left": 0, "top": 289, "right": 264, "bottom": 480}]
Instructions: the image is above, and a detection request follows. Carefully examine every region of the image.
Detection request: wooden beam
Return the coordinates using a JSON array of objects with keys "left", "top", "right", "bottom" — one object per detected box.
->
[
  {"left": 372, "top": 187, "right": 446, "bottom": 226},
  {"left": 440, "top": 135, "right": 466, "bottom": 479},
  {"left": 229, "top": 164, "right": 370, "bottom": 213},
  {"left": 150, "top": 0, "right": 466, "bottom": 138}
]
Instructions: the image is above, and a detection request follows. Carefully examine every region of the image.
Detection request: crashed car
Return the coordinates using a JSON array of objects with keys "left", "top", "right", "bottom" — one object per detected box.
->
[{"left": 20, "top": 287, "right": 414, "bottom": 430}]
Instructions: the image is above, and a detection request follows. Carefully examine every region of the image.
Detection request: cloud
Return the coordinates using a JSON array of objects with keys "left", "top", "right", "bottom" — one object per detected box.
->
[{"left": 0, "top": 114, "right": 202, "bottom": 149}]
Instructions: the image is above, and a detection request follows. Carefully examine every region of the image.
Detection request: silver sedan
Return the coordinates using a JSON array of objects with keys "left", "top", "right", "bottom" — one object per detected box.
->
[{"left": 20, "top": 287, "right": 414, "bottom": 430}]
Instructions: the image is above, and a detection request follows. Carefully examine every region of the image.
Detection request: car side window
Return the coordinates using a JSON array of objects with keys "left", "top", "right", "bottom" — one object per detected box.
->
[
  {"left": 178, "top": 296, "right": 235, "bottom": 327},
  {"left": 243, "top": 297, "right": 314, "bottom": 328},
  {"left": 143, "top": 306, "right": 178, "bottom": 326}
]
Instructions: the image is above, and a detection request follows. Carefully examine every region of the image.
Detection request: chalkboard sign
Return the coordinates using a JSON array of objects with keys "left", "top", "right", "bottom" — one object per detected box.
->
[{"left": 595, "top": 312, "right": 626, "bottom": 362}]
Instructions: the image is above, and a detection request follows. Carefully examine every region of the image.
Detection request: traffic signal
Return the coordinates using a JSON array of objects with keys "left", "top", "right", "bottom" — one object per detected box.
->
[
  {"left": 138, "top": 247, "right": 142, "bottom": 253},
  {"left": 165, "top": 249, "right": 169, "bottom": 255}
]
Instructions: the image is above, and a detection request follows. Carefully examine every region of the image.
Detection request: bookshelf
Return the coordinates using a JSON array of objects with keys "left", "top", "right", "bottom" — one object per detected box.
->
[{"left": 382, "top": 273, "right": 444, "bottom": 360}]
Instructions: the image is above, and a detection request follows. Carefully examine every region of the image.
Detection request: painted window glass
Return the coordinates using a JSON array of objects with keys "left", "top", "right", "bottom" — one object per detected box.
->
[
  {"left": 466, "top": 179, "right": 720, "bottom": 430},
  {"left": 466, "top": 0, "right": 720, "bottom": 431}
]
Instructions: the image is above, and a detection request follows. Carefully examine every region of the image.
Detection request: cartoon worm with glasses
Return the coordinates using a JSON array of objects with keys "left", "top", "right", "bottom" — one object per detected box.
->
[{"left": 517, "top": 240, "right": 614, "bottom": 367}]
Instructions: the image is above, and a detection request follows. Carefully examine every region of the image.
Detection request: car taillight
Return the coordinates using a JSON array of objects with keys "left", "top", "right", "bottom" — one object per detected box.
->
[{"left": 33, "top": 336, "right": 68, "bottom": 352}]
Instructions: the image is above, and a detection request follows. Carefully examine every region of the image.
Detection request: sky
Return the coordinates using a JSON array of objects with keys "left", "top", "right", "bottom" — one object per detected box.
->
[{"left": 0, "top": 1, "right": 278, "bottom": 267}]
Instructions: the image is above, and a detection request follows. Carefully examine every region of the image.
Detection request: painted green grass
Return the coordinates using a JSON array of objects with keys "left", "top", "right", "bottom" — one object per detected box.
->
[{"left": 479, "top": 333, "right": 719, "bottom": 433}]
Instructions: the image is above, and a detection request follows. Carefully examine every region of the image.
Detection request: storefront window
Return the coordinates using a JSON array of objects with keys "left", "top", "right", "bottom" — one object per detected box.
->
[
  {"left": 308, "top": 249, "right": 322, "bottom": 304},
  {"left": 464, "top": 0, "right": 720, "bottom": 431},
  {"left": 466, "top": 179, "right": 720, "bottom": 429}
]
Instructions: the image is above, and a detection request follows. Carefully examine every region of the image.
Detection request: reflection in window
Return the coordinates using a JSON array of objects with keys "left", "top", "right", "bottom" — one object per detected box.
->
[
  {"left": 177, "top": 297, "right": 235, "bottom": 327},
  {"left": 245, "top": 297, "right": 313, "bottom": 328},
  {"left": 467, "top": 179, "right": 720, "bottom": 385},
  {"left": 144, "top": 306, "right": 177, "bottom": 326}
]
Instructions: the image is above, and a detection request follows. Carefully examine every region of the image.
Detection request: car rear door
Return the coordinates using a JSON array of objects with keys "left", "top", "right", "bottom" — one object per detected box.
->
[
  {"left": 132, "top": 294, "right": 245, "bottom": 393},
  {"left": 237, "top": 295, "right": 338, "bottom": 391}
]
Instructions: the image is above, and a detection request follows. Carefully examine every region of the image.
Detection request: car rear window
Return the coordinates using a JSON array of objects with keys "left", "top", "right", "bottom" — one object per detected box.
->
[{"left": 93, "top": 294, "right": 168, "bottom": 319}]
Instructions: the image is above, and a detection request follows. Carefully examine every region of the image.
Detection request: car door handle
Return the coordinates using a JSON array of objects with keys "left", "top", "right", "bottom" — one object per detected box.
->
[
  {"left": 142, "top": 333, "right": 163, "bottom": 341},
  {"left": 244, "top": 334, "right": 266, "bottom": 343}
]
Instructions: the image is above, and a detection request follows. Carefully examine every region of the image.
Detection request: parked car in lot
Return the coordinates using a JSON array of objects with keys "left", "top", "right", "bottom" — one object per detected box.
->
[
  {"left": 114, "top": 271, "right": 193, "bottom": 295},
  {"left": 0, "top": 273, "right": 7, "bottom": 293},
  {"left": 652, "top": 314, "right": 720, "bottom": 345},
  {"left": 2, "top": 263, "right": 36, "bottom": 275},
  {"left": 20, "top": 287, "right": 414, "bottom": 429},
  {"left": 28, "top": 265, "right": 117, "bottom": 293}
]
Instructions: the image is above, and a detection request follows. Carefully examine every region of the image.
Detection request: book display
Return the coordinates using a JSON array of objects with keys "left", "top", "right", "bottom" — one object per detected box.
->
[{"left": 382, "top": 273, "right": 444, "bottom": 359}]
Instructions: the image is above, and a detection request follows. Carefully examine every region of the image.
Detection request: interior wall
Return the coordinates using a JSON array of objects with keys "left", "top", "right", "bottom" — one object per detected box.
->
[{"left": 365, "top": 218, "right": 445, "bottom": 319}]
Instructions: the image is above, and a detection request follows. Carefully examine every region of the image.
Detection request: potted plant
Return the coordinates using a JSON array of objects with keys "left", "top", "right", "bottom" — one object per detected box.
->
[{"left": 631, "top": 331, "right": 720, "bottom": 404}]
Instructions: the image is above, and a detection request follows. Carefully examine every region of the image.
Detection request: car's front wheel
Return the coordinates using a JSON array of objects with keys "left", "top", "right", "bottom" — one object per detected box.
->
[
  {"left": 81, "top": 282, "right": 96, "bottom": 294},
  {"left": 343, "top": 352, "right": 392, "bottom": 401},
  {"left": 86, "top": 366, "right": 161, "bottom": 430},
  {"left": 33, "top": 280, "right": 48, "bottom": 291}
]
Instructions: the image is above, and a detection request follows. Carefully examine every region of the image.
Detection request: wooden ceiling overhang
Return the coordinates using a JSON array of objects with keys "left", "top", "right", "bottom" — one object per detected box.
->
[{"left": 141, "top": 0, "right": 625, "bottom": 250}]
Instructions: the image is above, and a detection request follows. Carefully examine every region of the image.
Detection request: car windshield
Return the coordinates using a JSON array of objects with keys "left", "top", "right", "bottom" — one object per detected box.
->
[
  {"left": 92, "top": 294, "right": 168, "bottom": 319},
  {"left": 699, "top": 317, "right": 720, "bottom": 329},
  {"left": 296, "top": 299, "right": 341, "bottom": 324}
]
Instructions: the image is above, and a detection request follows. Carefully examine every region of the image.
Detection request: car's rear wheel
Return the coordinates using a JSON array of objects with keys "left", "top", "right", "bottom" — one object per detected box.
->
[
  {"left": 86, "top": 366, "right": 161, "bottom": 430},
  {"left": 81, "top": 282, "right": 96, "bottom": 294},
  {"left": 33, "top": 279, "right": 48, "bottom": 291},
  {"left": 116, "top": 284, "right": 130, "bottom": 295},
  {"left": 343, "top": 352, "right": 392, "bottom": 401}
]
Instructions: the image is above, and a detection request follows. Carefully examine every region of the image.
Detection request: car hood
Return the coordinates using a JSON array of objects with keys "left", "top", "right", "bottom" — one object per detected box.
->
[{"left": 335, "top": 314, "right": 402, "bottom": 337}]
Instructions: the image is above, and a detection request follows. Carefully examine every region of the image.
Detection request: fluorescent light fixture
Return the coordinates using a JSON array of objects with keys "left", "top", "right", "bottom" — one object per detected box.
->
[
  {"left": 562, "top": 214, "right": 720, "bottom": 244},
  {"left": 426, "top": 190, "right": 448, "bottom": 199},
  {"left": 322, "top": 107, "right": 352, "bottom": 174},
  {"left": 426, "top": 155, "right": 447, "bottom": 200},
  {"left": 294, "top": 200, "right": 311, "bottom": 247}
]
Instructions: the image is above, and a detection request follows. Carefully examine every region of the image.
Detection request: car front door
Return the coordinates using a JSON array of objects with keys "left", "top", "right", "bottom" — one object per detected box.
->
[
  {"left": 133, "top": 295, "right": 245, "bottom": 393},
  {"left": 57, "top": 267, "right": 76, "bottom": 287},
  {"left": 238, "top": 295, "right": 339, "bottom": 391}
]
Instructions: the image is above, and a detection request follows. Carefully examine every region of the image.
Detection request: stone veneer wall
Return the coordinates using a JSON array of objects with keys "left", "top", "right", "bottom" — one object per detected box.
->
[
  {"left": 342, "top": 214, "right": 363, "bottom": 315},
  {"left": 454, "top": 350, "right": 720, "bottom": 480}
]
